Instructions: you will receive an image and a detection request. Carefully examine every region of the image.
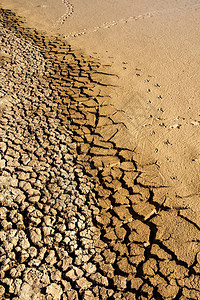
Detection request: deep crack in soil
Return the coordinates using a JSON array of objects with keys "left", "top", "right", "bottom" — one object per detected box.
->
[{"left": 0, "top": 8, "right": 200, "bottom": 300}]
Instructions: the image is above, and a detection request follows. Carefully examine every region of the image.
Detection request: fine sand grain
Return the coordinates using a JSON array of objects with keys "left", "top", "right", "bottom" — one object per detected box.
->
[{"left": 0, "top": 2, "right": 200, "bottom": 300}]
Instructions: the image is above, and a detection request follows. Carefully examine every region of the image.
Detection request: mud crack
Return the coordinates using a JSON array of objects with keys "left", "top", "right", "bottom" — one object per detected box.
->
[{"left": 0, "top": 8, "right": 200, "bottom": 300}]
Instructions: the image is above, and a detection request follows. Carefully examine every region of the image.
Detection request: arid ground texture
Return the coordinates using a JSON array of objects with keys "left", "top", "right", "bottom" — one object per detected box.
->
[{"left": 0, "top": 1, "right": 200, "bottom": 299}]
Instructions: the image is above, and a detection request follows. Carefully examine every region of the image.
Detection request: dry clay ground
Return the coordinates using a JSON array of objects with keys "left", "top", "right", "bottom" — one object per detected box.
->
[{"left": 0, "top": 9, "right": 200, "bottom": 300}]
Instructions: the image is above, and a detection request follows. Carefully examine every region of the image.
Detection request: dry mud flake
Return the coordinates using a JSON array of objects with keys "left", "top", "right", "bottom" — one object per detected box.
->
[{"left": 0, "top": 7, "right": 200, "bottom": 300}]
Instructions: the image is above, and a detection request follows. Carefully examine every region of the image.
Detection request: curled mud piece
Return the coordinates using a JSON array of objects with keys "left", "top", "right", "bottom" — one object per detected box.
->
[{"left": 0, "top": 8, "right": 200, "bottom": 300}]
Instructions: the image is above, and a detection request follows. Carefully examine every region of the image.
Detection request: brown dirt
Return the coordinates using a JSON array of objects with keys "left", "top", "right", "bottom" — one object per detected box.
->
[{"left": 0, "top": 8, "right": 200, "bottom": 300}]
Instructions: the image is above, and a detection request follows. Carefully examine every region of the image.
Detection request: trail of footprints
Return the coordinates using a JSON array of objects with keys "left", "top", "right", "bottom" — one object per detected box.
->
[
  {"left": 54, "top": 0, "right": 74, "bottom": 27},
  {"left": 0, "top": 8, "right": 200, "bottom": 300},
  {"left": 63, "top": 11, "right": 161, "bottom": 38},
  {"left": 62, "top": 2, "right": 200, "bottom": 38}
]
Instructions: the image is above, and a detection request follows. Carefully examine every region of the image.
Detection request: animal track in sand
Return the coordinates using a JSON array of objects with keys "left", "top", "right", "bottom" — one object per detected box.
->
[
  {"left": 63, "top": 2, "right": 200, "bottom": 38},
  {"left": 54, "top": 0, "right": 74, "bottom": 27}
]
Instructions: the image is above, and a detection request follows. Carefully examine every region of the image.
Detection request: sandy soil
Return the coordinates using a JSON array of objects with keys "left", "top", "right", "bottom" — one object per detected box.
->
[
  {"left": 0, "top": 1, "right": 200, "bottom": 299},
  {"left": 2, "top": 0, "right": 200, "bottom": 198}
]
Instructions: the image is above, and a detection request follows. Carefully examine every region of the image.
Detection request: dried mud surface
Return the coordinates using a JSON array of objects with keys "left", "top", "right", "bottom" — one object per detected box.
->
[{"left": 0, "top": 9, "right": 200, "bottom": 300}]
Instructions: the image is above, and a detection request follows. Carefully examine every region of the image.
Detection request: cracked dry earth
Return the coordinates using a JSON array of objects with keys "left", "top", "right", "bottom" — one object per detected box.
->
[{"left": 0, "top": 9, "right": 200, "bottom": 300}]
